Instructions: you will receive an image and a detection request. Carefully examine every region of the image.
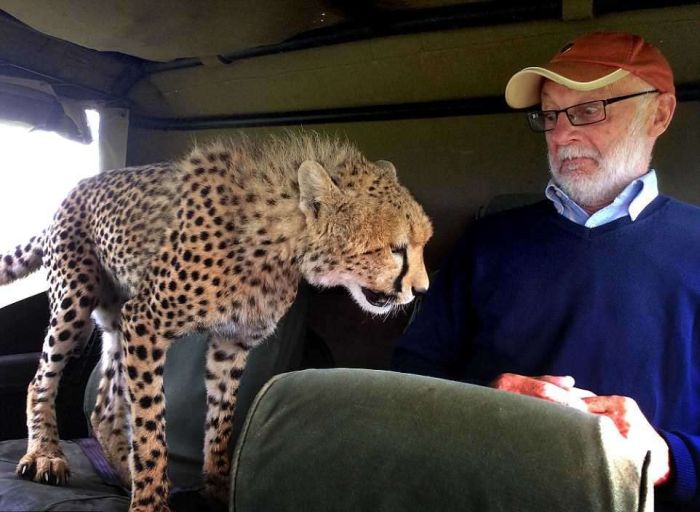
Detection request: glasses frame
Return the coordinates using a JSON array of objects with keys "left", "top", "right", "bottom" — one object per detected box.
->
[{"left": 527, "top": 90, "right": 659, "bottom": 133}]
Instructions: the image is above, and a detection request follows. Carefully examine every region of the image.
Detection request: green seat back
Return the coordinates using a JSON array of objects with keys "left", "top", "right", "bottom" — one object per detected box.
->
[
  {"left": 83, "top": 283, "right": 310, "bottom": 488},
  {"left": 231, "top": 368, "right": 652, "bottom": 512}
]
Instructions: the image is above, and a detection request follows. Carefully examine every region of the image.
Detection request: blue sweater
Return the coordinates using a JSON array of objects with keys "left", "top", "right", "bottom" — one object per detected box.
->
[{"left": 393, "top": 196, "right": 700, "bottom": 510}]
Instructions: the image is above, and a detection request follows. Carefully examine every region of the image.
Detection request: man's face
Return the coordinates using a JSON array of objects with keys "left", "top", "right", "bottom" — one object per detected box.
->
[{"left": 542, "top": 78, "right": 653, "bottom": 209}]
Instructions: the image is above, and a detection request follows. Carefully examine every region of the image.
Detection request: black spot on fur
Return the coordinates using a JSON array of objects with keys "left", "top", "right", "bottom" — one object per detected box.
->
[{"left": 135, "top": 345, "right": 148, "bottom": 361}]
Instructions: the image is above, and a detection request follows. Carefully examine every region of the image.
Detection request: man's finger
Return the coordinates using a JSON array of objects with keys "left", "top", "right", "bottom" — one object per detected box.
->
[
  {"left": 540, "top": 382, "right": 589, "bottom": 411},
  {"left": 538, "top": 375, "right": 576, "bottom": 389},
  {"left": 583, "top": 395, "right": 624, "bottom": 412},
  {"left": 570, "top": 386, "right": 596, "bottom": 399},
  {"left": 492, "top": 373, "right": 549, "bottom": 398},
  {"left": 492, "top": 373, "right": 588, "bottom": 410},
  {"left": 537, "top": 375, "right": 596, "bottom": 399},
  {"left": 583, "top": 396, "right": 631, "bottom": 436}
]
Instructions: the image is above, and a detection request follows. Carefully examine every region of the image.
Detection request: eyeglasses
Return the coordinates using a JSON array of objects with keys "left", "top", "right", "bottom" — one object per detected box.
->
[{"left": 526, "top": 90, "right": 659, "bottom": 132}]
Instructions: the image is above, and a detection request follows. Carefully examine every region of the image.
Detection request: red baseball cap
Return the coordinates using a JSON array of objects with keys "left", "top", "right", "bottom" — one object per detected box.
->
[{"left": 505, "top": 32, "right": 675, "bottom": 108}]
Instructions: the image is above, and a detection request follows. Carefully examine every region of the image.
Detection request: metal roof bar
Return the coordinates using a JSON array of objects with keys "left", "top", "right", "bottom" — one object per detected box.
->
[{"left": 132, "top": 82, "right": 700, "bottom": 131}]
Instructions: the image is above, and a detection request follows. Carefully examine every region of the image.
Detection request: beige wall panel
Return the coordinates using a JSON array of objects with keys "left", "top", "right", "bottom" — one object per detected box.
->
[{"left": 129, "top": 6, "right": 700, "bottom": 117}]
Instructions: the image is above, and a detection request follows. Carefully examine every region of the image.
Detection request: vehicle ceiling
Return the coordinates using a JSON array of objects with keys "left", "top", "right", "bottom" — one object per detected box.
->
[
  {"left": 0, "top": 1, "right": 698, "bottom": 106},
  {"left": 2, "top": 0, "right": 471, "bottom": 62}
]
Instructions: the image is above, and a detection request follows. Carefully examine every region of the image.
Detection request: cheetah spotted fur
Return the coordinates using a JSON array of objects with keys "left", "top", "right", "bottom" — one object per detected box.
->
[{"left": 1, "top": 133, "right": 432, "bottom": 511}]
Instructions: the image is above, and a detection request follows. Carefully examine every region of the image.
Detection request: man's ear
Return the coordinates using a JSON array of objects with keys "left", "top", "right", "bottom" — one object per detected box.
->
[
  {"left": 297, "top": 160, "right": 338, "bottom": 217},
  {"left": 649, "top": 92, "right": 677, "bottom": 137},
  {"left": 375, "top": 160, "right": 397, "bottom": 179}
]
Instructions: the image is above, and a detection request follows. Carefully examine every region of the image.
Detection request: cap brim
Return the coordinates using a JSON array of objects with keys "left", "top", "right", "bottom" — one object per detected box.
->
[{"left": 505, "top": 64, "right": 630, "bottom": 108}]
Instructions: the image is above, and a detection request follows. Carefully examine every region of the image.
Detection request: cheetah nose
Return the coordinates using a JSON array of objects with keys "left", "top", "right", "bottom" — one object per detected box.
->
[{"left": 412, "top": 286, "right": 427, "bottom": 297}]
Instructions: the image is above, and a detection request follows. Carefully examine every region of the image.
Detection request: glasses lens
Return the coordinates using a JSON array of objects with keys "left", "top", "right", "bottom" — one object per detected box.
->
[
  {"left": 567, "top": 101, "right": 605, "bottom": 126},
  {"left": 527, "top": 111, "right": 547, "bottom": 132},
  {"left": 527, "top": 111, "right": 559, "bottom": 132}
]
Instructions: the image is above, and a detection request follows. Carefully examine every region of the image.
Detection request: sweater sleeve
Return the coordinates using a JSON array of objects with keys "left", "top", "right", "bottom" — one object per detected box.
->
[
  {"left": 657, "top": 430, "right": 700, "bottom": 509},
  {"left": 391, "top": 229, "right": 473, "bottom": 380}
]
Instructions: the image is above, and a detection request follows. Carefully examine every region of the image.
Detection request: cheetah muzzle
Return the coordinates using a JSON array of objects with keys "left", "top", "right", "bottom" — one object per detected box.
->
[{"left": 0, "top": 132, "right": 432, "bottom": 512}]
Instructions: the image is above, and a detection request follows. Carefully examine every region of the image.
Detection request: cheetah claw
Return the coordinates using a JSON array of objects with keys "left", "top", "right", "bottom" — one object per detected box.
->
[{"left": 16, "top": 452, "right": 70, "bottom": 486}]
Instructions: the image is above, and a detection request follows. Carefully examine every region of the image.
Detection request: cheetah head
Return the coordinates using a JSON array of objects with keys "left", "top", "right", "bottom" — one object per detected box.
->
[{"left": 298, "top": 159, "right": 432, "bottom": 315}]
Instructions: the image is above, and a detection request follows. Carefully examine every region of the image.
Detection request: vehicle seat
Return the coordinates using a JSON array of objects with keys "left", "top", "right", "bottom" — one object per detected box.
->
[
  {"left": 0, "top": 282, "right": 317, "bottom": 511},
  {"left": 231, "top": 368, "right": 653, "bottom": 512}
]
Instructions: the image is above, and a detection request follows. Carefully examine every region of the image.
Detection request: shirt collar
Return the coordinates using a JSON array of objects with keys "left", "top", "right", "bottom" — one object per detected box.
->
[
  {"left": 627, "top": 170, "right": 658, "bottom": 220},
  {"left": 545, "top": 170, "right": 658, "bottom": 226}
]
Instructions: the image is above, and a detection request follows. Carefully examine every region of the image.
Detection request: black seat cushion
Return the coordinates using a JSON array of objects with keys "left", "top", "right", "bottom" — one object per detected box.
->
[
  {"left": 0, "top": 283, "right": 313, "bottom": 510},
  {"left": 0, "top": 439, "right": 129, "bottom": 511}
]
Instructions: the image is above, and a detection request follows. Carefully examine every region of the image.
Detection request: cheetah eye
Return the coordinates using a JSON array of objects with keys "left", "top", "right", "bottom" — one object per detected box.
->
[{"left": 391, "top": 245, "right": 406, "bottom": 256}]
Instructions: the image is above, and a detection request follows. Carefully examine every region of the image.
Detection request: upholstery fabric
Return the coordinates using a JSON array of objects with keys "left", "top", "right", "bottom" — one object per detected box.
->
[
  {"left": 231, "top": 368, "right": 652, "bottom": 512},
  {"left": 0, "top": 439, "right": 129, "bottom": 511},
  {"left": 0, "top": 284, "right": 310, "bottom": 510},
  {"left": 82, "top": 282, "right": 310, "bottom": 488}
]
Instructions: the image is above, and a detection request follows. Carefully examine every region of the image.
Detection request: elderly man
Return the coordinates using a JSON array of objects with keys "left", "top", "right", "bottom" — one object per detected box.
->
[{"left": 393, "top": 32, "right": 698, "bottom": 510}]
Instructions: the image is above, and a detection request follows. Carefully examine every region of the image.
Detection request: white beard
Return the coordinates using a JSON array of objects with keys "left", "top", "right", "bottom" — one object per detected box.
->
[{"left": 548, "top": 116, "right": 651, "bottom": 208}]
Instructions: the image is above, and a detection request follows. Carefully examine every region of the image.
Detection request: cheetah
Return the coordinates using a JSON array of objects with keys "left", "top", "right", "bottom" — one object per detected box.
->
[{"left": 1, "top": 132, "right": 432, "bottom": 511}]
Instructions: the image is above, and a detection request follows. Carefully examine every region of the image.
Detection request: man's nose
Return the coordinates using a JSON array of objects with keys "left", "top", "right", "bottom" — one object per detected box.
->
[{"left": 548, "top": 111, "right": 577, "bottom": 144}]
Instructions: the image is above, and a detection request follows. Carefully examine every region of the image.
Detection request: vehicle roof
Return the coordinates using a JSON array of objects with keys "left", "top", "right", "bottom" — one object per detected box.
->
[{"left": 0, "top": 1, "right": 698, "bottom": 108}]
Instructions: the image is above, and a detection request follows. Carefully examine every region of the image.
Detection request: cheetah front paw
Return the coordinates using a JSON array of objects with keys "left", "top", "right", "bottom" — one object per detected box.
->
[{"left": 16, "top": 450, "right": 70, "bottom": 486}]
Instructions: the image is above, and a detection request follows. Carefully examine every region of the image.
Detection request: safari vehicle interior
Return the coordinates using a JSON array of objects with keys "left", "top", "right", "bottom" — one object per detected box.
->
[{"left": 0, "top": 1, "right": 698, "bottom": 511}]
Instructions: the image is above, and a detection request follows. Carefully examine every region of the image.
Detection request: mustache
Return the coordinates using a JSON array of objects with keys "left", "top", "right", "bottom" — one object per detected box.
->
[{"left": 555, "top": 145, "right": 600, "bottom": 161}]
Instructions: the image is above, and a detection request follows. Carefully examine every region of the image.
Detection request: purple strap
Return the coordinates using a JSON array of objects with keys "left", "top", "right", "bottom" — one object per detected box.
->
[
  {"left": 76, "top": 437, "right": 197, "bottom": 497},
  {"left": 76, "top": 437, "right": 125, "bottom": 489}
]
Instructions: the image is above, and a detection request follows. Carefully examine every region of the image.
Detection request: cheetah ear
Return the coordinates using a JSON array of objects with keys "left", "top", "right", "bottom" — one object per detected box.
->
[
  {"left": 375, "top": 160, "right": 397, "bottom": 179},
  {"left": 297, "top": 160, "right": 339, "bottom": 216}
]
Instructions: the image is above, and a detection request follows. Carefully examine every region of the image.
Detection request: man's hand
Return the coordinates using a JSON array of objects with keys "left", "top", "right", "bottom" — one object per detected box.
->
[
  {"left": 584, "top": 395, "right": 671, "bottom": 486},
  {"left": 491, "top": 374, "right": 671, "bottom": 487},
  {"left": 491, "top": 373, "right": 595, "bottom": 411}
]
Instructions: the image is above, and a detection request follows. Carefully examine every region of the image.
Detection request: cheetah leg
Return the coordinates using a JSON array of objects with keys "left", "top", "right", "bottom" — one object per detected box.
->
[
  {"left": 17, "top": 286, "right": 96, "bottom": 485},
  {"left": 121, "top": 298, "right": 172, "bottom": 512},
  {"left": 202, "top": 334, "right": 254, "bottom": 504},
  {"left": 91, "top": 305, "right": 132, "bottom": 486}
]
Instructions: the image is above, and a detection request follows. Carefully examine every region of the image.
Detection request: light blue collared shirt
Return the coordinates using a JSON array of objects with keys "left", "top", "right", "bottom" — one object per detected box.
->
[{"left": 545, "top": 170, "right": 659, "bottom": 228}]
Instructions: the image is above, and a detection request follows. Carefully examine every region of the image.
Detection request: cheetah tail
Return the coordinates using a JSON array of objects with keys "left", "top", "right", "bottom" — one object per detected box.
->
[{"left": 0, "top": 232, "right": 45, "bottom": 285}]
